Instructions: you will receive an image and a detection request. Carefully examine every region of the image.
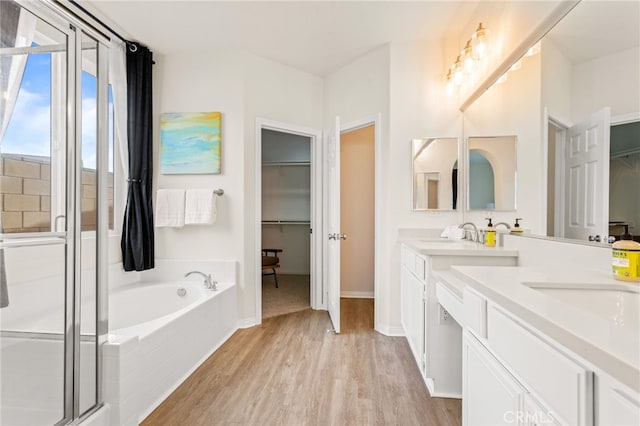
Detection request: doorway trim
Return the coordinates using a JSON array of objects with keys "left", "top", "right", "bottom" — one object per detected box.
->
[
  {"left": 542, "top": 109, "right": 570, "bottom": 237},
  {"left": 255, "top": 118, "right": 322, "bottom": 325},
  {"left": 338, "top": 114, "right": 382, "bottom": 331}
]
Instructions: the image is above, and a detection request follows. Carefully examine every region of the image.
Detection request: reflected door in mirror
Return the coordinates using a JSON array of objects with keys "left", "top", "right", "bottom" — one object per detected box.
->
[{"left": 412, "top": 138, "right": 459, "bottom": 211}]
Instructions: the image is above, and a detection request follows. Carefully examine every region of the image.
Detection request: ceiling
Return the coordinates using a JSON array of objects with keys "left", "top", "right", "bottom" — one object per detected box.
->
[
  {"left": 85, "top": 0, "right": 480, "bottom": 76},
  {"left": 86, "top": 1, "right": 640, "bottom": 76},
  {"left": 545, "top": 0, "right": 640, "bottom": 64}
]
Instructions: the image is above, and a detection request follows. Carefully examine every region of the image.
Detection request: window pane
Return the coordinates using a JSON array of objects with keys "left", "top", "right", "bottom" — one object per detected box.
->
[{"left": 1, "top": 8, "right": 68, "bottom": 235}]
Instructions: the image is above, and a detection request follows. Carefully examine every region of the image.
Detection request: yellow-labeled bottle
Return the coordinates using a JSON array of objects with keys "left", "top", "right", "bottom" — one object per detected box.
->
[
  {"left": 485, "top": 218, "right": 496, "bottom": 247},
  {"left": 612, "top": 225, "right": 640, "bottom": 283}
]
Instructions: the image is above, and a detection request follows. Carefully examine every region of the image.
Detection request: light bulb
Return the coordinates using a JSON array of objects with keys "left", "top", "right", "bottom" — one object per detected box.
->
[
  {"left": 510, "top": 59, "right": 522, "bottom": 72},
  {"left": 526, "top": 41, "right": 541, "bottom": 57},
  {"left": 463, "top": 40, "right": 474, "bottom": 73},
  {"left": 473, "top": 23, "right": 488, "bottom": 60},
  {"left": 453, "top": 56, "right": 463, "bottom": 86}
]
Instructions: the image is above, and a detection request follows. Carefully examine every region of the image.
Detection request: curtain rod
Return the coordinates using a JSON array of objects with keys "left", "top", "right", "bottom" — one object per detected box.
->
[{"left": 66, "top": 0, "right": 139, "bottom": 52}]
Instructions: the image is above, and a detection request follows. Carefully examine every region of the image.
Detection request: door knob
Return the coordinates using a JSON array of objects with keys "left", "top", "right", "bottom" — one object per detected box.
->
[
  {"left": 339, "top": 233, "right": 347, "bottom": 241},
  {"left": 588, "top": 235, "right": 601, "bottom": 242},
  {"left": 328, "top": 233, "right": 337, "bottom": 240}
]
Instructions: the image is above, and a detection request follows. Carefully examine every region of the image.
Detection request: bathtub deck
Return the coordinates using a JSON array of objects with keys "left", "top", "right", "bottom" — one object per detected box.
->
[{"left": 142, "top": 298, "right": 462, "bottom": 426}]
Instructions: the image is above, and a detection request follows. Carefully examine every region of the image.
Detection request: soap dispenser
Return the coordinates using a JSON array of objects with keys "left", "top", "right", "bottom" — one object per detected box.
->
[
  {"left": 612, "top": 225, "right": 640, "bottom": 282},
  {"left": 484, "top": 218, "right": 496, "bottom": 247},
  {"left": 511, "top": 218, "right": 523, "bottom": 233}
]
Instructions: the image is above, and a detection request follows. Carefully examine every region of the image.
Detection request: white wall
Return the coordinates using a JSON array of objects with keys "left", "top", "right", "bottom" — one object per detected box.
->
[
  {"left": 153, "top": 49, "right": 323, "bottom": 324},
  {"left": 572, "top": 46, "right": 640, "bottom": 122},
  {"left": 541, "top": 38, "right": 572, "bottom": 125}
]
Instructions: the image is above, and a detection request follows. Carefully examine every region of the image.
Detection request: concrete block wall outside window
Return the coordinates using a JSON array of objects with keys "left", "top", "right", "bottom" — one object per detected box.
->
[{"left": 0, "top": 154, "right": 114, "bottom": 233}]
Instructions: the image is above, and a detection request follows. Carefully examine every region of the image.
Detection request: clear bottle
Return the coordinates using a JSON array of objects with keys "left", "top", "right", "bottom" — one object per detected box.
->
[
  {"left": 510, "top": 218, "right": 523, "bottom": 233},
  {"left": 612, "top": 225, "right": 640, "bottom": 283}
]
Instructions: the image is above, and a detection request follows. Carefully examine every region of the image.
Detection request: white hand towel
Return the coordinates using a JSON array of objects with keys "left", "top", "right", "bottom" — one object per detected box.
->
[
  {"left": 155, "top": 189, "right": 186, "bottom": 227},
  {"left": 185, "top": 189, "right": 217, "bottom": 225},
  {"left": 440, "top": 225, "right": 465, "bottom": 240}
]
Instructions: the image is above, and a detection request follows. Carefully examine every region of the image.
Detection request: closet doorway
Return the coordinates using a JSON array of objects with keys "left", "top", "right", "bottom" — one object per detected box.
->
[
  {"left": 256, "top": 121, "right": 322, "bottom": 322},
  {"left": 339, "top": 125, "right": 375, "bottom": 330}
]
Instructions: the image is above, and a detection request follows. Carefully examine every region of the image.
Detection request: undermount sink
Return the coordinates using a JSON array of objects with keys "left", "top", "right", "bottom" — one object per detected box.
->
[{"left": 523, "top": 281, "right": 639, "bottom": 331}]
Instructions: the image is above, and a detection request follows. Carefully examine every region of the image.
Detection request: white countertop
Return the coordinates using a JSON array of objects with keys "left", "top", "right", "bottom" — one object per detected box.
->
[
  {"left": 450, "top": 265, "right": 640, "bottom": 391},
  {"left": 402, "top": 238, "right": 519, "bottom": 257}
]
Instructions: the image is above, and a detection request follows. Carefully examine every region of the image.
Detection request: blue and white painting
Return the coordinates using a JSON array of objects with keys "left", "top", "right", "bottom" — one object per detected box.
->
[{"left": 160, "top": 112, "right": 221, "bottom": 174}]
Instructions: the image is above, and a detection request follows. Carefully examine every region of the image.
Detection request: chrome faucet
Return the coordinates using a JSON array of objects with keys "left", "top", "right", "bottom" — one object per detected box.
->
[
  {"left": 458, "top": 222, "right": 480, "bottom": 242},
  {"left": 494, "top": 222, "right": 511, "bottom": 230},
  {"left": 185, "top": 271, "right": 217, "bottom": 290}
]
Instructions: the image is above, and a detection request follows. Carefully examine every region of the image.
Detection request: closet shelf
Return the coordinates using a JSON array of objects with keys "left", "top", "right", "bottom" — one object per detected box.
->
[
  {"left": 262, "top": 220, "right": 310, "bottom": 225},
  {"left": 262, "top": 161, "right": 310, "bottom": 167}
]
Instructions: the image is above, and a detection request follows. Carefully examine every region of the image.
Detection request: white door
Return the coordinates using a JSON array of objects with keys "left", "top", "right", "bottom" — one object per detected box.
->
[
  {"left": 563, "top": 107, "right": 610, "bottom": 241},
  {"left": 325, "top": 116, "right": 341, "bottom": 333}
]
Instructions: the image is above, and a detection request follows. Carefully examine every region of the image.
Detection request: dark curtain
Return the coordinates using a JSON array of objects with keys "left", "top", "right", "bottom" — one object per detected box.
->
[{"left": 121, "top": 43, "right": 154, "bottom": 271}]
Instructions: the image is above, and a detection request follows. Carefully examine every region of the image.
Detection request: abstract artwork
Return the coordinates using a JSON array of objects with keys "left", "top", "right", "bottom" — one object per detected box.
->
[{"left": 160, "top": 112, "right": 222, "bottom": 174}]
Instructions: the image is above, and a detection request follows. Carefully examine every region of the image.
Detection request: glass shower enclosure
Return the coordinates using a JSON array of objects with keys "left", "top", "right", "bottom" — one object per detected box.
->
[{"left": 0, "top": 1, "right": 109, "bottom": 424}]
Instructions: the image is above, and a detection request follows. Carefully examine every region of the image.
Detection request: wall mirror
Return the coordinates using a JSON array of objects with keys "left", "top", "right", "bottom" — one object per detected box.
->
[
  {"left": 412, "top": 138, "right": 459, "bottom": 211},
  {"left": 467, "top": 136, "right": 517, "bottom": 211},
  {"left": 542, "top": 1, "right": 639, "bottom": 241}
]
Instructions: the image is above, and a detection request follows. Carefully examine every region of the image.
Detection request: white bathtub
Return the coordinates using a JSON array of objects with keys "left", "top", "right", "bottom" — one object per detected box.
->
[
  {"left": 108, "top": 281, "right": 222, "bottom": 337},
  {"left": 103, "top": 260, "right": 238, "bottom": 425}
]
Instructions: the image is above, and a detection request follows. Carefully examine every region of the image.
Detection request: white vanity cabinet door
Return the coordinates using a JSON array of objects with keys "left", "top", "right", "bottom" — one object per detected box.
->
[
  {"left": 400, "top": 244, "right": 427, "bottom": 376},
  {"left": 404, "top": 266, "right": 425, "bottom": 371},
  {"left": 463, "top": 331, "right": 525, "bottom": 426},
  {"left": 487, "top": 305, "right": 593, "bottom": 426},
  {"left": 597, "top": 377, "right": 640, "bottom": 426},
  {"left": 523, "top": 393, "right": 560, "bottom": 426}
]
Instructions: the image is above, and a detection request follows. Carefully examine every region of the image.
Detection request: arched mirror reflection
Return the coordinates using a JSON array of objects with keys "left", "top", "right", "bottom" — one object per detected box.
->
[
  {"left": 412, "top": 138, "right": 458, "bottom": 211},
  {"left": 467, "top": 136, "right": 517, "bottom": 211}
]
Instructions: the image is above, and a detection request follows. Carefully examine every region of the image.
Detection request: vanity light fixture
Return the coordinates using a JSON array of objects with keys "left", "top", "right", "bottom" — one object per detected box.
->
[
  {"left": 491, "top": 40, "right": 541, "bottom": 89},
  {"left": 445, "top": 22, "right": 489, "bottom": 93}
]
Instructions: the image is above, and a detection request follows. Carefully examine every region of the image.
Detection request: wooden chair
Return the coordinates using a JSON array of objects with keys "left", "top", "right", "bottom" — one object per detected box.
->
[{"left": 261, "top": 248, "right": 282, "bottom": 288}]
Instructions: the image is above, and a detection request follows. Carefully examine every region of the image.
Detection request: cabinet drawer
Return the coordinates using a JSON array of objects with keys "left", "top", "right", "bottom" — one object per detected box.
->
[
  {"left": 488, "top": 306, "right": 593, "bottom": 425},
  {"left": 463, "top": 288, "right": 487, "bottom": 338}
]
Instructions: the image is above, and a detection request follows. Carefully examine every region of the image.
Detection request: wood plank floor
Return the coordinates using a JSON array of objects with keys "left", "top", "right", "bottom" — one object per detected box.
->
[{"left": 142, "top": 298, "right": 462, "bottom": 426}]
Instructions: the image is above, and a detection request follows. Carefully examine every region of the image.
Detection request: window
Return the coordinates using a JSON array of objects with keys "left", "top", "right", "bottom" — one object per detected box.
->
[{"left": 1, "top": 32, "right": 116, "bottom": 233}]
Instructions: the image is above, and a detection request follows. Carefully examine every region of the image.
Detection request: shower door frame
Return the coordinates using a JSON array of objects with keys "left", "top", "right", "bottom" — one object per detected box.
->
[{"left": 2, "top": 1, "right": 111, "bottom": 424}]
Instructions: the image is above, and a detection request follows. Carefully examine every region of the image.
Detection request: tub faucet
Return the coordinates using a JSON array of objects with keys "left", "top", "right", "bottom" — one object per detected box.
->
[
  {"left": 185, "top": 271, "right": 217, "bottom": 290},
  {"left": 458, "top": 222, "right": 480, "bottom": 242}
]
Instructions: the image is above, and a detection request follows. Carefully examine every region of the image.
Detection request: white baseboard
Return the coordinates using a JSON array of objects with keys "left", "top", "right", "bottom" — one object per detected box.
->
[
  {"left": 237, "top": 317, "right": 258, "bottom": 329},
  {"left": 376, "top": 324, "right": 405, "bottom": 337},
  {"left": 341, "top": 291, "right": 374, "bottom": 299}
]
